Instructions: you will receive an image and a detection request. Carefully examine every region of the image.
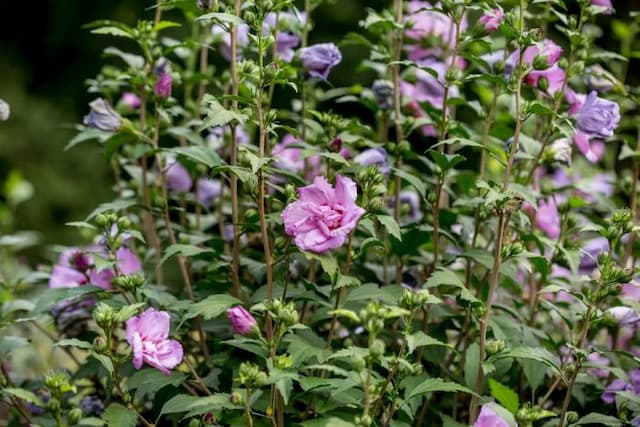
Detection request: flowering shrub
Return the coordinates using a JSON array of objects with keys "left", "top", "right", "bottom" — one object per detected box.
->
[{"left": 2, "top": 0, "right": 640, "bottom": 426}]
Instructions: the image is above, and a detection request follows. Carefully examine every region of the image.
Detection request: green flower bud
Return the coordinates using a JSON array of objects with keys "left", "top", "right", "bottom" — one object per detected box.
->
[
  {"left": 230, "top": 390, "right": 244, "bottom": 405},
  {"left": 48, "top": 398, "right": 61, "bottom": 413},
  {"left": 352, "top": 354, "right": 366, "bottom": 372},
  {"left": 116, "top": 217, "right": 131, "bottom": 230},
  {"left": 94, "top": 214, "right": 109, "bottom": 227},
  {"left": 566, "top": 411, "right": 579, "bottom": 424},
  {"left": 486, "top": 339, "right": 506, "bottom": 355},
  {"left": 370, "top": 339, "right": 385, "bottom": 359},
  {"left": 188, "top": 418, "right": 201, "bottom": 427},
  {"left": 532, "top": 55, "right": 550, "bottom": 70},
  {"left": 93, "top": 303, "right": 115, "bottom": 329},
  {"left": 68, "top": 408, "right": 83, "bottom": 425}
]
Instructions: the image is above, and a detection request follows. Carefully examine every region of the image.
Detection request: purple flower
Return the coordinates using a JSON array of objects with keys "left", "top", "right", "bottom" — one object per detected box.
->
[
  {"left": 212, "top": 23, "right": 250, "bottom": 61},
  {"left": 566, "top": 89, "right": 586, "bottom": 115},
  {"left": 165, "top": 156, "right": 193, "bottom": 193},
  {"left": 282, "top": 175, "right": 365, "bottom": 253},
  {"left": 574, "top": 131, "right": 605, "bottom": 163},
  {"left": 591, "top": 0, "right": 613, "bottom": 14},
  {"left": 207, "top": 125, "right": 250, "bottom": 151},
  {"left": 523, "top": 39, "right": 563, "bottom": 68},
  {"left": 479, "top": 8, "right": 503, "bottom": 33},
  {"left": 354, "top": 148, "right": 390, "bottom": 175},
  {"left": 299, "top": 43, "right": 342, "bottom": 81},
  {"left": 227, "top": 306, "right": 257, "bottom": 335},
  {"left": 83, "top": 98, "right": 122, "bottom": 131},
  {"left": 400, "top": 60, "right": 453, "bottom": 108},
  {"left": 474, "top": 405, "right": 510, "bottom": 427},
  {"left": 49, "top": 249, "right": 92, "bottom": 289},
  {"left": 121, "top": 92, "right": 141, "bottom": 109},
  {"left": 405, "top": 1, "right": 467, "bottom": 61},
  {"left": 196, "top": 0, "right": 212, "bottom": 10},
  {"left": 587, "top": 352, "right": 611, "bottom": 379},
  {"left": 125, "top": 308, "right": 184, "bottom": 375},
  {"left": 525, "top": 64, "right": 566, "bottom": 94},
  {"left": 89, "top": 247, "right": 143, "bottom": 289},
  {"left": 579, "top": 237, "right": 609, "bottom": 273},
  {"left": 602, "top": 378, "right": 632, "bottom": 404},
  {"left": 606, "top": 307, "right": 640, "bottom": 327},
  {"left": 155, "top": 72, "right": 172, "bottom": 98},
  {"left": 575, "top": 91, "right": 620, "bottom": 139},
  {"left": 271, "top": 134, "right": 321, "bottom": 178},
  {"left": 0, "top": 98, "right": 10, "bottom": 121},
  {"left": 80, "top": 395, "right": 105, "bottom": 416},
  {"left": 197, "top": 178, "right": 222, "bottom": 207},
  {"left": 263, "top": 11, "right": 304, "bottom": 62},
  {"left": 535, "top": 199, "right": 560, "bottom": 239}
]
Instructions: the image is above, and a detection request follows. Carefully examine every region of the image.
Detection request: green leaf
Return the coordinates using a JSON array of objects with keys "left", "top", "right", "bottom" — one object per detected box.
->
[
  {"left": 405, "top": 331, "right": 452, "bottom": 354},
  {"left": 405, "top": 378, "right": 476, "bottom": 401},
  {"left": 2, "top": 388, "right": 44, "bottom": 406},
  {"left": 161, "top": 244, "right": 215, "bottom": 265},
  {"left": 79, "top": 417, "right": 105, "bottom": 426},
  {"left": 164, "top": 145, "right": 221, "bottom": 169},
  {"left": 304, "top": 252, "right": 338, "bottom": 279},
  {"left": 102, "top": 403, "right": 137, "bottom": 427},
  {"left": 488, "top": 378, "right": 519, "bottom": 414},
  {"left": 495, "top": 347, "right": 561, "bottom": 375},
  {"left": 165, "top": 127, "right": 205, "bottom": 145},
  {"left": 65, "top": 128, "right": 112, "bottom": 151},
  {"left": 196, "top": 13, "right": 245, "bottom": 25},
  {"left": 56, "top": 338, "right": 93, "bottom": 350},
  {"left": 300, "top": 417, "right": 356, "bottom": 427},
  {"left": 159, "top": 393, "right": 237, "bottom": 417},
  {"left": 464, "top": 343, "right": 480, "bottom": 389},
  {"left": 86, "top": 199, "right": 137, "bottom": 220},
  {"left": 103, "top": 47, "right": 144, "bottom": 69},
  {"left": 425, "top": 269, "right": 480, "bottom": 305},
  {"left": 182, "top": 294, "right": 241, "bottom": 322},
  {"left": 91, "top": 27, "right": 133, "bottom": 38},
  {"left": 114, "top": 303, "right": 146, "bottom": 323},
  {"left": 430, "top": 151, "right": 465, "bottom": 172},
  {"left": 377, "top": 214, "right": 402, "bottom": 241},
  {"left": 392, "top": 167, "right": 427, "bottom": 197},
  {"left": 573, "top": 413, "right": 622, "bottom": 426},
  {"left": 126, "top": 369, "right": 186, "bottom": 400},
  {"left": 153, "top": 20, "right": 181, "bottom": 32},
  {"left": 33, "top": 286, "right": 104, "bottom": 314},
  {"left": 91, "top": 352, "right": 114, "bottom": 374},
  {"left": 201, "top": 95, "right": 246, "bottom": 129}
]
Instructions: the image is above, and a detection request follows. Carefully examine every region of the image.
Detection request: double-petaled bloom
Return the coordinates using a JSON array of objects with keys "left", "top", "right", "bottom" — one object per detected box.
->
[
  {"left": 83, "top": 98, "right": 122, "bottom": 132},
  {"left": 479, "top": 8, "right": 504, "bottom": 33},
  {"left": 282, "top": 175, "right": 365, "bottom": 253},
  {"left": 125, "top": 308, "right": 184, "bottom": 375},
  {"left": 299, "top": 43, "right": 342, "bottom": 80}
]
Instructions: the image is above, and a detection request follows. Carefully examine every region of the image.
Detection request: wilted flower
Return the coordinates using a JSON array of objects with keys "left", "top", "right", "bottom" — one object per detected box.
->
[
  {"left": 80, "top": 395, "right": 105, "bottom": 416},
  {"left": 354, "top": 148, "right": 390, "bottom": 175},
  {"left": 125, "top": 308, "right": 184, "bottom": 375},
  {"left": 550, "top": 138, "right": 572, "bottom": 165},
  {"left": 606, "top": 307, "right": 640, "bottom": 327},
  {"left": 372, "top": 80, "right": 394, "bottom": 110},
  {"left": 121, "top": 92, "right": 141, "bottom": 109},
  {"left": 0, "top": 98, "right": 10, "bottom": 121},
  {"left": 197, "top": 178, "right": 222, "bottom": 207},
  {"left": 575, "top": 91, "right": 620, "bottom": 139},
  {"left": 83, "top": 98, "right": 122, "bottom": 131},
  {"left": 535, "top": 198, "right": 560, "bottom": 239},
  {"left": 282, "top": 175, "right": 365, "bottom": 253},
  {"left": 474, "top": 405, "right": 509, "bottom": 427},
  {"left": 165, "top": 155, "right": 193, "bottom": 193},
  {"left": 299, "top": 43, "right": 342, "bottom": 80},
  {"left": 227, "top": 306, "right": 257, "bottom": 335},
  {"left": 479, "top": 8, "right": 503, "bottom": 33}
]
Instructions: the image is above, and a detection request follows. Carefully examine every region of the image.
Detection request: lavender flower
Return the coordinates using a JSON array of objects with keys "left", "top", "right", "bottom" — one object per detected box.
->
[
  {"left": 523, "top": 39, "right": 563, "bottom": 69},
  {"left": 575, "top": 91, "right": 620, "bottom": 139},
  {"left": 354, "top": 147, "right": 390, "bottom": 175},
  {"left": 83, "top": 98, "right": 122, "bottom": 131},
  {"left": 299, "top": 43, "right": 342, "bottom": 80},
  {"left": 590, "top": 0, "right": 613, "bottom": 14},
  {"left": 125, "top": 308, "right": 184, "bottom": 374},
  {"left": 121, "top": 92, "right": 141, "bottom": 109},
  {"left": 535, "top": 198, "right": 560, "bottom": 239},
  {"left": 0, "top": 98, "right": 10, "bottom": 121},
  {"left": 606, "top": 307, "right": 640, "bottom": 327},
  {"left": 473, "top": 405, "right": 509, "bottom": 427},
  {"left": 196, "top": 0, "right": 212, "bottom": 10},
  {"left": 80, "top": 395, "right": 105, "bottom": 416},
  {"left": 212, "top": 23, "right": 250, "bottom": 61},
  {"left": 165, "top": 155, "right": 193, "bottom": 193},
  {"left": 263, "top": 11, "right": 304, "bottom": 62},
  {"left": 227, "top": 306, "right": 257, "bottom": 335},
  {"left": 479, "top": 8, "right": 504, "bottom": 33},
  {"left": 197, "top": 178, "right": 222, "bottom": 207},
  {"left": 154, "top": 72, "right": 172, "bottom": 98},
  {"left": 282, "top": 176, "right": 365, "bottom": 253},
  {"left": 602, "top": 378, "right": 632, "bottom": 404}
]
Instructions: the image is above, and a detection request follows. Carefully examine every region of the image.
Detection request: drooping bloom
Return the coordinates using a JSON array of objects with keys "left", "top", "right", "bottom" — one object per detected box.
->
[
  {"left": 125, "top": 308, "right": 184, "bottom": 375},
  {"left": 0, "top": 98, "right": 10, "bottom": 121},
  {"left": 479, "top": 8, "right": 503, "bottom": 33},
  {"left": 535, "top": 198, "right": 561, "bottom": 239},
  {"left": 227, "top": 306, "right": 257, "bottom": 335},
  {"left": 299, "top": 43, "right": 342, "bottom": 81},
  {"left": 575, "top": 91, "right": 620, "bottom": 139},
  {"left": 606, "top": 307, "right": 640, "bottom": 327},
  {"left": 121, "top": 92, "right": 141, "bottom": 109},
  {"left": 197, "top": 178, "right": 222, "bottom": 207},
  {"left": 354, "top": 148, "right": 390, "bottom": 175},
  {"left": 474, "top": 405, "right": 510, "bottom": 427},
  {"left": 83, "top": 98, "right": 122, "bottom": 131},
  {"left": 282, "top": 175, "right": 365, "bottom": 253},
  {"left": 165, "top": 156, "right": 193, "bottom": 193}
]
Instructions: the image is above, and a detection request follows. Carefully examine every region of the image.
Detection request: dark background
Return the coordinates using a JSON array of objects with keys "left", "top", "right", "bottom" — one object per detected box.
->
[{"left": 0, "top": 0, "right": 636, "bottom": 253}]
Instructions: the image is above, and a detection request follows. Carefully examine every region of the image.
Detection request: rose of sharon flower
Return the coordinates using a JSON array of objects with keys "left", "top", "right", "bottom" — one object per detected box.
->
[
  {"left": 523, "top": 39, "right": 563, "bottom": 69},
  {"left": 606, "top": 307, "right": 640, "bottom": 327},
  {"left": 155, "top": 72, "right": 172, "bottom": 98},
  {"left": 535, "top": 198, "right": 560, "bottom": 239},
  {"left": 263, "top": 11, "right": 305, "bottom": 62},
  {"left": 354, "top": 148, "right": 390, "bottom": 175},
  {"left": 474, "top": 406, "right": 509, "bottom": 427},
  {"left": 83, "top": 99, "right": 122, "bottom": 131},
  {"left": 212, "top": 23, "right": 250, "bottom": 61},
  {"left": 121, "top": 92, "right": 141, "bottom": 109},
  {"left": 282, "top": 175, "right": 365, "bottom": 253},
  {"left": 575, "top": 91, "right": 620, "bottom": 139},
  {"left": 125, "top": 308, "right": 183, "bottom": 375},
  {"left": 299, "top": 43, "right": 342, "bottom": 81},
  {"left": 591, "top": 0, "right": 613, "bottom": 14},
  {"left": 227, "top": 306, "right": 257, "bottom": 335},
  {"left": 271, "top": 134, "right": 321, "bottom": 178},
  {"left": 197, "top": 178, "right": 222, "bottom": 207},
  {"left": 165, "top": 156, "right": 193, "bottom": 193},
  {"left": 479, "top": 8, "right": 504, "bottom": 33}
]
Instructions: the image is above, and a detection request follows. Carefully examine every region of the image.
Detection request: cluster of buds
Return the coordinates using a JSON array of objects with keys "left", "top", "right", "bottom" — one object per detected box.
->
[
  {"left": 516, "top": 404, "right": 557, "bottom": 426},
  {"left": 94, "top": 211, "right": 133, "bottom": 254},
  {"left": 501, "top": 240, "right": 525, "bottom": 260},
  {"left": 237, "top": 362, "right": 268, "bottom": 388},
  {"left": 399, "top": 288, "right": 431, "bottom": 309},
  {"left": 112, "top": 273, "right": 145, "bottom": 292},
  {"left": 93, "top": 303, "right": 116, "bottom": 330},
  {"left": 485, "top": 339, "right": 506, "bottom": 356},
  {"left": 603, "top": 209, "right": 634, "bottom": 242},
  {"left": 358, "top": 300, "right": 389, "bottom": 335},
  {"left": 598, "top": 252, "right": 633, "bottom": 288},
  {"left": 357, "top": 165, "right": 386, "bottom": 213},
  {"left": 265, "top": 299, "right": 299, "bottom": 329}
]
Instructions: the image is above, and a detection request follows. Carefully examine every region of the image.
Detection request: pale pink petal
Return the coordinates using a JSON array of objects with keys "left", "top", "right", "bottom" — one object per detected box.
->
[{"left": 137, "top": 308, "right": 170, "bottom": 342}]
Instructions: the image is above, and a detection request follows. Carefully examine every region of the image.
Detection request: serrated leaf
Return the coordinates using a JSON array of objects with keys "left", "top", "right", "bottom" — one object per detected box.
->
[
  {"left": 56, "top": 338, "right": 93, "bottom": 350},
  {"left": 182, "top": 294, "right": 241, "bottom": 322},
  {"left": 126, "top": 369, "right": 186, "bottom": 400},
  {"left": 102, "top": 403, "right": 137, "bottom": 427},
  {"left": 377, "top": 214, "right": 402, "bottom": 241},
  {"left": 160, "top": 244, "right": 215, "bottom": 265},
  {"left": 488, "top": 378, "right": 519, "bottom": 414},
  {"left": 201, "top": 95, "right": 246, "bottom": 129},
  {"left": 405, "top": 378, "right": 476, "bottom": 401},
  {"left": 2, "top": 388, "right": 43, "bottom": 406},
  {"left": 406, "top": 331, "right": 452, "bottom": 354}
]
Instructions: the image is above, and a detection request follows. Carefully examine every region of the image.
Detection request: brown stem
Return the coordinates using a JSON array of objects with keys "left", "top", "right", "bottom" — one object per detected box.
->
[{"left": 624, "top": 126, "right": 640, "bottom": 264}]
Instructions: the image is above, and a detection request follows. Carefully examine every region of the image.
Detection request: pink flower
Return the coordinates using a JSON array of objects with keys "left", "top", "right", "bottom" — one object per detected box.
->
[
  {"left": 165, "top": 155, "right": 193, "bottom": 192},
  {"left": 271, "top": 134, "right": 321, "bottom": 178},
  {"left": 405, "top": 1, "right": 467, "bottom": 61},
  {"left": 154, "top": 72, "right": 172, "bottom": 98},
  {"left": 591, "top": 0, "right": 613, "bottom": 14},
  {"left": 522, "top": 39, "right": 563, "bottom": 68},
  {"left": 227, "top": 306, "right": 257, "bottom": 335},
  {"left": 525, "top": 64, "right": 565, "bottom": 94},
  {"left": 574, "top": 131, "right": 605, "bottom": 163},
  {"left": 474, "top": 405, "right": 509, "bottom": 427},
  {"left": 479, "top": 8, "right": 503, "bottom": 33},
  {"left": 89, "top": 247, "right": 143, "bottom": 289},
  {"left": 125, "top": 308, "right": 183, "bottom": 375},
  {"left": 566, "top": 89, "right": 586, "bottom": 115},
  {"left": 282, "top": 175, "right": 365, "bottom": 253},
  {"left": 535, "top": 198, "right": 560, "bottom": 239},
  {"left": 121, "top": 92, "right": 141, "bottom": 109}
]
